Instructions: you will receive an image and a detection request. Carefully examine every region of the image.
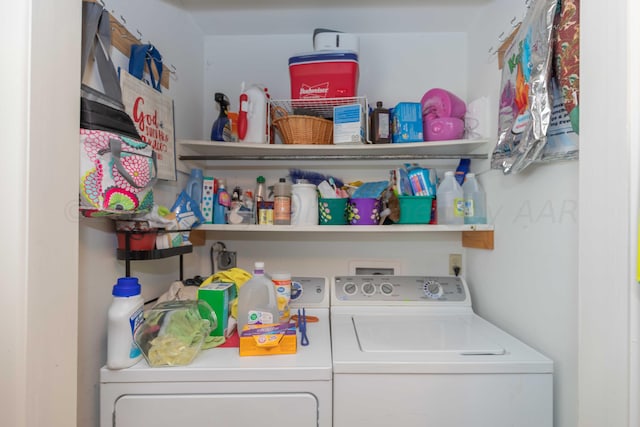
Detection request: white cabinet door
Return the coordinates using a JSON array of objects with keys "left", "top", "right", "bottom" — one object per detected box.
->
[{"left": 114, "top": 393, "right": 318, "bottom": 426}]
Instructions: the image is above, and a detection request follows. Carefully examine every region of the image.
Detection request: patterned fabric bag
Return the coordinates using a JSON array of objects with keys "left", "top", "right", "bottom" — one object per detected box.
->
[
  {"left": 79, "top": 1, "right": 156, "bottom": 217},
  {"left": 80, "top": 129, "right": 156, "bottom": 216}
]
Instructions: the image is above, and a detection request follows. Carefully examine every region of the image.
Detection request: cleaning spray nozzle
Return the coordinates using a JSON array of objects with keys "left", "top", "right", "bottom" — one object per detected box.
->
[{"left": 214, "top": 92, "right": 230, "bottom": 109}]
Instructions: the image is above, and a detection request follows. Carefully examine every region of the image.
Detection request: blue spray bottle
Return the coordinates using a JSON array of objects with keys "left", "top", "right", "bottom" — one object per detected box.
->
[{"left": 211, "top": 93, "right": 231, "bottom": 141}]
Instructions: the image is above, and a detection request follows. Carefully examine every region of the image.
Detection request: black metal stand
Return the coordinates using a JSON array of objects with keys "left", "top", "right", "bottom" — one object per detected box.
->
[{"left": 117, "top": 230, "right": 193, "bottom": 280}]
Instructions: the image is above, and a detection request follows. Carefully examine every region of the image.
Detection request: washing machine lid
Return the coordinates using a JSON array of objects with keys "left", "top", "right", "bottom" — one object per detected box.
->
[
  {"left": 331, "top": 311, "right": 553, "bottom": 374},
  {"left": 353, "top": 314, "right": 505, "bottom": 355}
]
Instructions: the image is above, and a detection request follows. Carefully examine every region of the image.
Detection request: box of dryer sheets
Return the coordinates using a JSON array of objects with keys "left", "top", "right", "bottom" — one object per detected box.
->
[
  {"left": 197, "top": 282, "right": 237, "bottom": 337},
  {"left": 239, "top": 323, "right": 297, "bottom": 356},
  {"left": 334, "top": 103, "right": 365, "bottom": 144},
  {"left": 392, "top": 102, "right": 424, "bottom": 143}
]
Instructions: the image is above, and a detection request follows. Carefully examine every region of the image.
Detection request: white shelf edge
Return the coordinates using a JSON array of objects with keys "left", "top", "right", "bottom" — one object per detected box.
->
[
  {"left": 177, "top": 138, "right": 489, "bottom": 159},
  {"left": 194, "top": 224, "right": 494, "bottom": 233}
]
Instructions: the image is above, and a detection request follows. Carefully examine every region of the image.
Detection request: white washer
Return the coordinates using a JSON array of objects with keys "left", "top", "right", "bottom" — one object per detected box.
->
[
  {"left": 331, "top": 275, "right": 553, "bottom": 427},
  {"left": 101, "top": 277, "right": 332, "bottom": 427}
]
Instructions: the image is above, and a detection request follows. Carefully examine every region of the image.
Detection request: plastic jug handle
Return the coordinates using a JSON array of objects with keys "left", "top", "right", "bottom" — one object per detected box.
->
[
  {"left": 291, "top": 192, "right": 300, "bottom": 221},
  {"left": 238, "top": 93, "right": 249, "bottom": 140}
]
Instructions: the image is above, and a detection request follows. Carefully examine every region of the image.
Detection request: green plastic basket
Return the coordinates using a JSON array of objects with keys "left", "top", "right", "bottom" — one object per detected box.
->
[{"left": 397, "top": 196, "right": 434, "bottom": 224}]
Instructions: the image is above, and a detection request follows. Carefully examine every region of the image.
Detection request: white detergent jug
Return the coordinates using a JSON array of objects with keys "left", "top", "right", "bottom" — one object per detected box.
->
[
  {"left": 238, "top": 83, "right": 269, "bottom": 144},
  {"left": 291, "top": 182, "right": 319, "bottom": 226}
]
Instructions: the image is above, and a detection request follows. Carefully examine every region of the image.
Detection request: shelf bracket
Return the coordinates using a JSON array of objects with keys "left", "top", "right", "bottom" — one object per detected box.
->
[{"left": 462, "top": 230, "right": 494, "bottom": 250}]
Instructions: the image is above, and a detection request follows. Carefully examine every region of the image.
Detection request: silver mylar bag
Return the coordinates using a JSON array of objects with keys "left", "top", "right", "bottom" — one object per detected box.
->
[{"left": 492, "top": 0, "right": 558, "bottom": 174}]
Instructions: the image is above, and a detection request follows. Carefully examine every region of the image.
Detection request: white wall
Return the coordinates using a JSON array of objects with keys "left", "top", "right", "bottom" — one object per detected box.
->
[
  {"left": 1, "top": 0, "right": 80, "bottom": 426},
  {"left": 464, "top": 1, "right": 579, "bottom": 426},
  {"left": 202, "top": 32, "right": 467, "bottom": 138}
]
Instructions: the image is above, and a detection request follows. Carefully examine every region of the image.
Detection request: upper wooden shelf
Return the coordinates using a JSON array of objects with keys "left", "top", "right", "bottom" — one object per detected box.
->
[{"left": 178, "top": 138, "right": 490, "bottom": 161}]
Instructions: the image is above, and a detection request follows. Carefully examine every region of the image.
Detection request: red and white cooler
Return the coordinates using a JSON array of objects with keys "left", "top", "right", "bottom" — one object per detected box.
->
[{"left": 288, "top": 50, "right": 359, "bottom": 99}]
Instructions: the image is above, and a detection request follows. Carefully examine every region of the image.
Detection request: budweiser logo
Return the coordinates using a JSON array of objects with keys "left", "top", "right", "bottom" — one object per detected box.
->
[{"left": 299, "top": 82, "right": 329, "bottom": 98}]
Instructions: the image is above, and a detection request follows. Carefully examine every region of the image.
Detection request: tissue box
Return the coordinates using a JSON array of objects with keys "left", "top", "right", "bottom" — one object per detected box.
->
[
  {"left": 239, "top": 323, "right": 297, "bottom": 356},
  {"left": 333, "top": 103, "right": 365, "bottom": 144},
  {"left": 392, "top": 102, "right": 424, "bottom": 143},
  {"left": 197, "top": 282, "right": 237, "bottom": 337}
]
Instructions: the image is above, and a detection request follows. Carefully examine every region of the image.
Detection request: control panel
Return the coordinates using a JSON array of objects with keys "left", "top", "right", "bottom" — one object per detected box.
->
[
  {"left": 290, "top": 277, "right": 329, "bottom": 308},
  {"left": 333, "top": 275, "right": 468, "bottom": 303}
]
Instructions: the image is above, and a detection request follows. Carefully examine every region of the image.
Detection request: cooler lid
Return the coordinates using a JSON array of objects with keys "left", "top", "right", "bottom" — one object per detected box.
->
[{"left": 289, "top": 50, "right": 358, "bottom": 65}]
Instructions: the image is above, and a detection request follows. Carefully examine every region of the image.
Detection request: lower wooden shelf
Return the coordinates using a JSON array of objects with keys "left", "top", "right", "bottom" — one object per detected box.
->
[{"left": 190, "top": 224, "right": 494, "bottom": 250}]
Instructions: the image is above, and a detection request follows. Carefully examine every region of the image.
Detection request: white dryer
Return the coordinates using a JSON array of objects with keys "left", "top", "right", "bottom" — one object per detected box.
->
[
  {"left": 331, "top": 275, "right": 553, "bottom": 427},
  {"left": 101, "top": 277, "right": 332, "bottom": 427}
]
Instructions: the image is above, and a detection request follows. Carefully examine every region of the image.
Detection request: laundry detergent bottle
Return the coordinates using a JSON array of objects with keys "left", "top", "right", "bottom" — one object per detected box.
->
[
  {"left": 185, "top": 168, "right": 204, "bottom": 207},
  {"left": 238, "top": 82, "right": 269, "bottom": 144},
  {"left": 213, "top": 180, "right": 230, "bottom": 224},
  {"left": 237, "top": 262, "right": 280, "bottom": 333},
  {"left": 107, "top": 277, "right": 144, "bottom": 369}
]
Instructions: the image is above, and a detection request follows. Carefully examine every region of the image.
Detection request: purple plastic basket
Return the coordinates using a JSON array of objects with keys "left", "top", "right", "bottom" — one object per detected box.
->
[{"left": 348, "top": 198, "right": 380, "bottom": 225}]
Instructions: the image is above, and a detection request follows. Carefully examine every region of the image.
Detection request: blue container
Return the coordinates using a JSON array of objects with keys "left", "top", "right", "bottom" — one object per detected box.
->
[
  {"left": 185, "top": 168, "right": 203, "bottom": 206},
  {"left": 391, "top": 102, "right": 424, "bottom": 143}
]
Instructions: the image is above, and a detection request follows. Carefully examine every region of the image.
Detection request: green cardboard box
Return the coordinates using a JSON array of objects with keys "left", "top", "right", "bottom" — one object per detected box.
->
[{"left": 197, "top": 282, "right": 237, "bottom": 337}]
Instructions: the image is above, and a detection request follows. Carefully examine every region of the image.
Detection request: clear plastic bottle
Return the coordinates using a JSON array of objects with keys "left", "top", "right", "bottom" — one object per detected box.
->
[
  {"left": 237, "top": 262, "right": 280, "bottom": 333},
  {"left": 254, "top": 175, "right": 266, "bottom": 224},
  {"left": 436, "top": 170, "right": 464, "bottom": 225},
  {"left": 107, "top": 277, "right": 144, "bottom": 369},
  {"left": 273, "top": 178, "right": 291, "bottom": 225},
  {"left": 462, "top": 172, "right": 487, "bottom": 224}
]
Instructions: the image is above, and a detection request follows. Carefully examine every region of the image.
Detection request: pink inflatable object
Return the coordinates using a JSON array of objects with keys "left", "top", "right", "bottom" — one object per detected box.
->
[
  {"left": 421, "top": 88, "right": 466, "bottom": 120},
  {"left": 424, "top": 117, "right": 465, "bottom": 141}
]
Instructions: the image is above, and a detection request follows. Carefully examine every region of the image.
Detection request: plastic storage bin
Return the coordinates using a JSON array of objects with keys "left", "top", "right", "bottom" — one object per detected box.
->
[
  {"left": 396, "top": 196, "right": 434, "bottom": 224},
  {"left": 348, "top": 198, "right": 381, "bottom": 225},
  {"left": 115, "top": 221, "right": 157, "bottom": 251},
  {"left": 319, "top": 198, "right": 349, "bottom": 225},
  {"left": 134, "top": 300, "right": 217, "bottom": 367}
]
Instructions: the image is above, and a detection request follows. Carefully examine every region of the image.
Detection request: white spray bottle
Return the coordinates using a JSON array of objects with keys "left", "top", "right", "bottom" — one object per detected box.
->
[{"left": 238, "top": 82, "right": 269, "bottom": 144}]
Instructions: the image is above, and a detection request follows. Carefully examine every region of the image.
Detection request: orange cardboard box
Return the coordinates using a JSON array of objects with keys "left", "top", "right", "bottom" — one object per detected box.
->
[{"left": 239, "top": 323, "right": 297, "bottom": 356}]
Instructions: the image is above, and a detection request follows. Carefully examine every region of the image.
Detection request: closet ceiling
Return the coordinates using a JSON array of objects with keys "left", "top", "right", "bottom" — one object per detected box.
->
[{"left": 161, "top": 0, "right": 491, "bottom": 35}]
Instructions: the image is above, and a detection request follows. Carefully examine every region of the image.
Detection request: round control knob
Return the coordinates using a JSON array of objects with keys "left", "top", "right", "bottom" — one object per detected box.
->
[
  {"left": 362, "top": 282, "right": 376, "bottom": 296},
  {"left": 343, "top": 282, "right": 358, "bottom": 296},
  {"left": 380, "top": 282, "right": 394, "bottom": 295},
  {"left": 422, "top": 280, "right": 443, "bottom": 299}
]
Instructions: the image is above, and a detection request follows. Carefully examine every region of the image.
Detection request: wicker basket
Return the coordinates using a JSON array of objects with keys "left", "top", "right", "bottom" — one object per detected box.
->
[{"left": 271, "top": 106, "right": 333, "bottom": 145}]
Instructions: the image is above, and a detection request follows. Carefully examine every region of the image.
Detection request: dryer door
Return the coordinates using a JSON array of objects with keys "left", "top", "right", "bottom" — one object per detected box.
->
[{"left": 114, "top": 393, "right": 318, "bottom": 426}]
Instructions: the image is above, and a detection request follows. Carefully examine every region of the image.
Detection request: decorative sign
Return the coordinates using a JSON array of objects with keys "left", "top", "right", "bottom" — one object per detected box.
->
[{"left": 120, "top": 70, "right": 176, "bottom": 181}]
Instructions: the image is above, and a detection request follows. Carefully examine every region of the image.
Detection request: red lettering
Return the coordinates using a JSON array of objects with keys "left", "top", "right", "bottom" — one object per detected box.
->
[{"left": 132, "top": 97, "right": 145, "bottom": 131}]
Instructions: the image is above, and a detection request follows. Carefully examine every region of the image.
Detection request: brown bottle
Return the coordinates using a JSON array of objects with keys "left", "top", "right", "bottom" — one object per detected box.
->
[{"left": 370, "top": 101, "right": 391, "bottom": 144}]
